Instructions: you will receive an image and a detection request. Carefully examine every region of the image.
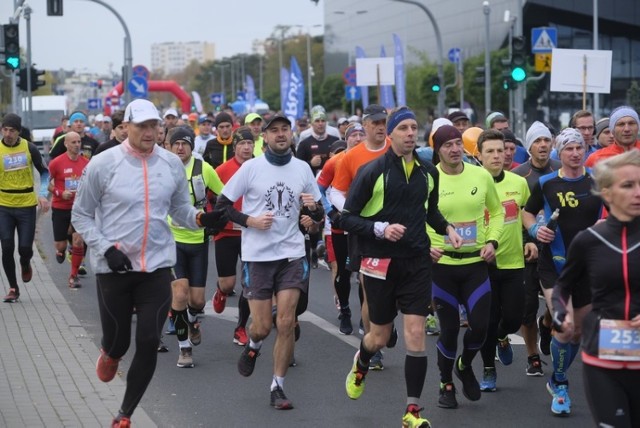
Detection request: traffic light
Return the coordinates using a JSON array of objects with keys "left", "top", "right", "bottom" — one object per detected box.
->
[
  {"left": 430, "top": 77, "right": 441, "bottom": 93},
  {"left": 17, "top": 67, "right": 28, "bottom": 91},
  {"left": 31, "top": 66, "right": 46, "bottom": 91},
  {"left": 47, "top": 0, "right": 63, "bottom": 16},
  {"left": 3, "top": 24, "right": 20, "bottom": 70},
  {"left": 510, "top": 36, "right": 527, "bottom": 83},
  {"left": 474, "top": 67, "right": 485, "bottom": 84},
  {"left": 502, "top": 79, "right": 511, "bottom": 90}
]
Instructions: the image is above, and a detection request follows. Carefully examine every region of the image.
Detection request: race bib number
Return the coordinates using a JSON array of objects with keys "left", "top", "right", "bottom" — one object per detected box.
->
[
  {"left": 502, "top": 199, "right": 519, "bottom": 224},
  {"left": 64, "top": 177, "right": 79, "bottom": 191},
  {"left": 3, "top": 152, "right": 28, "bottom": 171},
  {"left": 359, "top": 257, "right": 391, "bottom": 280},
  {"left": 598, "top": 319, "right": 640, "bottom": 361},
  {"left": 445, "top": 221, "right": 477, "bottom": 247}
]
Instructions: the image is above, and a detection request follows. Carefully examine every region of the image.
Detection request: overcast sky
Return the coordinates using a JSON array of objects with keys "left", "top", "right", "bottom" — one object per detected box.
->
[{"left": 1, "top": 0, "right": 324, "bottom": 75}]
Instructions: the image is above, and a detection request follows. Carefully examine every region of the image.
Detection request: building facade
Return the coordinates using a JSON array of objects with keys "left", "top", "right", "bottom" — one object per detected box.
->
[{"left": 151, "top": 41, "right": 216, "bottom": 75}]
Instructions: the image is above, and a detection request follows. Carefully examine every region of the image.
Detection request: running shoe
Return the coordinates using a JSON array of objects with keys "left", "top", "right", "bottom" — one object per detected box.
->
[
  {"left": 96, "top": 349, "right": 119, "bottom": 382},
  {"left": 339, "top": 308, "right": 353, "bottom": 335},
  {"left": 345, "top": 351, "right": 367, "bottom": 399},
  {"left": 425, "top": 314, "right": 440, "bottom": 335},
  {"left": 21, "top": 263, "right": 32, "bottom": 283},
  {"left": 358, "top": 318, "right": 364, "bottom": 335},
  {"left": 78, "top": 263, "right": 88, "bottom": 276},
  {"left": 453, "top": 356, "right": 481, "bottom": 401},
  {"left": 316, "top": 241, "right": 326, "bottom": 259},
  {"left": 547, "top": 380, "right": 571, "bottom": 415},
  {"left": 233, "top": 326, "right": 248, "bottom": 346},
  {"left": 480, "top": 367, "right": 497, "bottom": 392},
  {"left": 188, "top": 319, "right": 201, "bottom": 346},
  {"left": 402, "top": 404, "right": 431, "bottom": 428},
  {"left": 238, "top": 345, "right": 260, "bottom": 377},
  {"left": 177, "top": 347, "right": 194, "bottom": 368},
  {"left": 68, "top": 275, "right": 81, "bottom": 289},
  {"left": 369, "top": 351, "right": 384, "bottom": 370},
  {"left": 437, "top": 382, "right": 458, "bottom": 409},
  {"left": 526, "top": 354, "right": 544, "bottom": 376},
  {"left": 387, "top": 325, "right": 398, "bottom": 348},
  {"left": 157, "top": 339, "right": 169, "bottom": 353},
  {"left": 538, "top": 315, "right": 552, "bottom": 356},
  {"left": 111, "top": 415, "right": 131, "bottom": 428},
  {"left": 334, "top": 294, "right": 341, "bottom": 311},
  {"left": 496, "top": 336, "right": 513, "bottom": 365},
  {"left": 289, "top": 354, "right": 297, "bottom": 367},
  {"left": 459, "top": 305, "right": 468, "bottom": 327},
  {"left": 55, "top": 251, "right": 65, "bottom": 264},
  {"left": 3, "top": 289, "right": 19, "bottom": 303},
  {"left": 317, "top": 258, "right": 330, "bottom": 270},
  {"left": 270, "top": 385, "right": 293, "bottom": 410},
  {"left": 165, "top": 317, "right": 176, "bottom": 335},
  {"left": 212, "top": 287, "right": 227, "bottom": 314}
]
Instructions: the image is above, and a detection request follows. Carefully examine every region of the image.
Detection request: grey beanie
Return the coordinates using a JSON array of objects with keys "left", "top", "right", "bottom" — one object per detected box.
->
[
  {"left": 524, "top": 121, "right": 552, "bottom": 152},
  {"left": 595, "top": 117, "right": 609, "bottom": 139},
  {"left": 555, "top": 128, "right": 585, "bottom": 154},
  {"left": 609, "top": 106, "right": 639, "bottom": 131}
]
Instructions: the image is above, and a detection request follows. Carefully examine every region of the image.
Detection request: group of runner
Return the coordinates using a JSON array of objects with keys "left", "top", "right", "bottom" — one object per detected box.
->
[{"left": 1, "top": 99, "right": 639, "bottom": 427}]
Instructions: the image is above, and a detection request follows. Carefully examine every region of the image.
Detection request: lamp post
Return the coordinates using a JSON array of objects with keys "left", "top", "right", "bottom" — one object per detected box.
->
[
  {"left": 483, "top": 1, "right": 492, "bottom": 115},
  {"left": 391, "top": 0, "right": 445, "bottom": 116},
  {"left": 333, "top": 10, "right": 367, "bottom": 114}
]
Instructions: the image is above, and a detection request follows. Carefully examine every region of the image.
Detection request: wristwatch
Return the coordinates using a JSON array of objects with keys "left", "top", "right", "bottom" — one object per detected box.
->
[{"left": 486, "top": 240, "right": 499, "bottom": 250}]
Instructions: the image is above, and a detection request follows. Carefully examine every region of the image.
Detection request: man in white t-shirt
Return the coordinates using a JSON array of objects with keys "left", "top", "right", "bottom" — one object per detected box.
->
[{"left": 213, "top": 114, "right": 323, "bottom": 410}]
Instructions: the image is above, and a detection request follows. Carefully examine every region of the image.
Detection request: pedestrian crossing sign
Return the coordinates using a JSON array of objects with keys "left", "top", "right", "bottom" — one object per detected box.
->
[
  {"left": 535, "top": 54, "right": 552, "bottom": 72},
  {"left": 531, "top": 27, "right": 557, "bottom": 53}
]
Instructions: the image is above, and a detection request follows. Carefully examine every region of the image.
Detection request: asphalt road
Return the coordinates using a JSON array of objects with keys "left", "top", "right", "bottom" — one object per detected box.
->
[{"left": 35, "top": 213, "right": 593, "bottom": 427}]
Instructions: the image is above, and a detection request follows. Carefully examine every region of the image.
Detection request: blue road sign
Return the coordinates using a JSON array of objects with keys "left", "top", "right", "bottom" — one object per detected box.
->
[
  {"left": 342, "top": 66, "right": 356, "bottom": 86},
  {"left": 531, "top": 27, "right": 557, "bottom": 53},
  {"left": 128, "top": 76, "right": 148, "bottom": 98},
  {"left": 448, "top": 48, "right": 462, "bottom": 63},
  {"left": 236, "top": 91, "right": 247, "bottom": 101},
  {"left": 87, "top": 98, "right": 102, "bottom": 110},
  {"left": 345, "top": 85, "right": 361, "bottom": 101},
  {"left": 132, "top": 64, "right": 150, "bottom": 80},
  {"left": 210, "top": 92, "right": 224, "bottom": 105}
]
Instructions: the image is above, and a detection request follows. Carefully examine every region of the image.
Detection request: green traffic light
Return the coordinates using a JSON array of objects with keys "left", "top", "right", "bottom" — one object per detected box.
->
[
  {"left": 6, "top": 56, "right": 20, "bottom": 70},
  {"left": 511, "top": 67, "right": 526, "bottom": 82},
  {"left": 431, "top": 84, "right": 440, "bottom": 92}
]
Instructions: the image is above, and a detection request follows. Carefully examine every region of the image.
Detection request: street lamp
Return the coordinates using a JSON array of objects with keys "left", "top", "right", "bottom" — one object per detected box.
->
[
  {"left": 483, "top": 1, "right": 492, "bottom": 115},
  {"left": 290, "top": 24, "right": 322, "bottom": 115},
  {"left": 332, "top": 10, "right": 367, "bottom": 67}
]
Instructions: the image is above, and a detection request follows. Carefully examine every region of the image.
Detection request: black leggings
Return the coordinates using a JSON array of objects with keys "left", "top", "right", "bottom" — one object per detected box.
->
[
  {"left": 480, "top": 266, "right": 525, "bottom": 367},
  {"left": 332, "top": 232, "right": 352, "bottom": 309},
  {"left": 583, "top": 364, "right": 640, "bottom": 428},
  {"left": 96, "top": 268, "right": 172, "bottom": 417},
  {"left": 432, "top": 262, "right": 491, "bottom": 383}
]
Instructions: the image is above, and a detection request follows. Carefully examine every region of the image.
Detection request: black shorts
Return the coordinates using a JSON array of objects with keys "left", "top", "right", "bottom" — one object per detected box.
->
[
  {"left": 241, "top": 257, "right": 309, "bottom": 300},
  {"left": 522, "top": 262, "right": 541, "bottom": 325},
  {"left": 346, "top": 234, "right": 361, "bottom": 272},
  {"left": 215, "top": 236, "right": 241, "bottom": 278},
  {"left": 174, "top": 241, "right": 209, "bottom": 287},
  {"left": 538, "top": 254, "right": 591, "bottom": 309},
  {"left": 362, "top": 255, "right": 432, "bottom": 325},
  {"left": 51, "top": 207, "right": 73, "bottom": 242}
]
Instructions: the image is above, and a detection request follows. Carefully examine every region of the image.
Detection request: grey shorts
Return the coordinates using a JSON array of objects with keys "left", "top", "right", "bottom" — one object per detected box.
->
[{"left": 241, "top": 257, "right": 309, "bottom": 300}]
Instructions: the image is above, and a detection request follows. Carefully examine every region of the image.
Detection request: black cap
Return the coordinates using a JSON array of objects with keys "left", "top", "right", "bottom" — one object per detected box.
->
[
  {"left": 501, "top": 129, "right": 517, "bottom": 143},
  {"left": 262, "top": 114, "right": 291, "bottom": 131},
  {"left": 1, "top": 113, "right": 22, "bottom": 130},
  {"left": 170, "top": 126, "right": 195, "bottom": 148},
  {"left": 447, "top": 110, "right": 469, "bottom": 123},
  {"left": 362, "top": 104, "right": 388, "bottom": 122},
  {"left": 330, "top": 140, "right": 347, "bottom": 154}
]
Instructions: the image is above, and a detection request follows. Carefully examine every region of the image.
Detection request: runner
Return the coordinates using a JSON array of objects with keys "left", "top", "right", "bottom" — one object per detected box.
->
[{"left": 342, "top": 106, "right": 462, "bottom": 428}]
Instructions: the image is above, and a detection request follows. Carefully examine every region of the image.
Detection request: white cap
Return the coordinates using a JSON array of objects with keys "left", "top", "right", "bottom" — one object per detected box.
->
[
  {"left": 163, "top": 108, "right": 178, "bottom": 118},
  {"left": 181, "top": 113, "right": 189, "bottom": 120},
  {"left": 123, "top": 99, "right": 161, "bottom": 124},
  {"left": 94, "top": 113, "right": 104, "bottom": 122},
  {"left": 102, "top": 116, "right": 112, "bottom": 123}
]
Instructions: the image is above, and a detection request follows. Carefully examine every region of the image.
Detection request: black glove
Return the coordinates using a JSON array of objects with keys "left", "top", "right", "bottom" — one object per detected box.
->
[
  {"left": 199, "top": 209, "right": 228, "bottom": 230},
  {"left": 104, "top": 246, "right": 133, "bottom": 273},
  {"left": 327, "top": 206, "right": 342, "bottom": 229}
]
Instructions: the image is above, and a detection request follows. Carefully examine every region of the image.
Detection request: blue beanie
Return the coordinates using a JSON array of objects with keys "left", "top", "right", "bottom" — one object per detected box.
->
[
  {"left": 69, "top": 112, "right": 87, "bottom": 123},
  {"left": 386, "top": 107, "right": 416, "bottom": 135}
]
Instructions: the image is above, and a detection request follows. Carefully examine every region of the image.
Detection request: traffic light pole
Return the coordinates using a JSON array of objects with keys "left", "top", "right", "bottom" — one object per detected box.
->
[
  {"left": 514, "top": 0, "right": 525, "bottom": 138},
  {"left": 25, "top": 3, "right": 32, "bottom": 129}
]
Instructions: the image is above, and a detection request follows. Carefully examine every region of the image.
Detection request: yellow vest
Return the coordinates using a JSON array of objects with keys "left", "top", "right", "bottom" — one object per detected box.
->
[{"left": 0, "top": 138, "right": 37, "bottom": 207}]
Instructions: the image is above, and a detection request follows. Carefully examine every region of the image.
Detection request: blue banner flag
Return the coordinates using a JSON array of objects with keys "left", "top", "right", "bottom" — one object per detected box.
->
[
  {"left": 246, "top": 75, "right": 256, "bottom": 112},
  {"left": 280, "top": 67, "right": 289, "bottom": 113},
  {"left": 284, "top": 56, "right": 305, "bottom": 126},
  {"left": 355, "top": 46, "right": 369, "bottom": 109},
  {"left": 380, "top": 45, "right": 396, "bottom": 109},
  {"left": 393, "top": 34, "right": 406, "bottom": 107}
]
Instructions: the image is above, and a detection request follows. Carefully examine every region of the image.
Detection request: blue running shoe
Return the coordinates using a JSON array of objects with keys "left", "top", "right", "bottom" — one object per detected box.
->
[
  {"left": 480, "top": 367, "right": 497, "bottom": 392},
  {"left": 496, "top": 336, "right": 513, "bottom": 366},
  {"left": 547, "top": 380, "right": 571, "bottom": 415},
  {"left": 369, "top": 351, "right": 384, "bottom": 371}
]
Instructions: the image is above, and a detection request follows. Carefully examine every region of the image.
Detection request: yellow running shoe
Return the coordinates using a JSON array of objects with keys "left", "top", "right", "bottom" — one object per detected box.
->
[
  {"left": 345, "top": 351, "right": 367, "bottom": 399},
  {"left": 402, "top": 405, "right": 431, "bottom": 428}
]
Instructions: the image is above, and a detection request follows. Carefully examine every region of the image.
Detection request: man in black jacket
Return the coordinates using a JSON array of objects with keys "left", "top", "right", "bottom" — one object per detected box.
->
[{"left": 341, "top": 106, "right": 462, "bottom": 427}]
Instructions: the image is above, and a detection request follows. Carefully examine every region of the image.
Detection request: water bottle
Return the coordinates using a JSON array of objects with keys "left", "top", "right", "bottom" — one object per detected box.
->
[{"left": 546, "top": 208, "right": 560, "bottom": 231}]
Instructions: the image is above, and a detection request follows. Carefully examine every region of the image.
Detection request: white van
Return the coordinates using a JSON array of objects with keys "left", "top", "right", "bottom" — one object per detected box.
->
[{"left": 22, "top": 95, "right": 68, "bottom": 157}]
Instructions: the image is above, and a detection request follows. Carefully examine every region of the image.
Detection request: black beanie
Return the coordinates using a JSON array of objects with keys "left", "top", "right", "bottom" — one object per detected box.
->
[
  {"left": 2, "top": 113, "right": 22, "bottom": 130},
  {"left": 170, "top": 127, "right": 195, "bottom": 148},
  {"left": 214, "top": 112, "right": 232, "bottom": 128}
]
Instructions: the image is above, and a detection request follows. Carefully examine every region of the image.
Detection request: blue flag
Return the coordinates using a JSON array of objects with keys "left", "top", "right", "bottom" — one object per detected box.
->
[
  {"left": 393, "top": 34, "right": 406, "bottom": 107},
  {"left": 280, "top": 67, "right": 289, "bottom": 113},
  {"left": 284, "top": 56, "right": 305, "bottom": 126},
  {"left": 355, "top": 46, "right": 369, "bottom": 109},
  {"left": 380, "top": 45, "right": 396, "bottom": 109},
  {"left": 246, "top": 75, "right": 256, "bottom": 112}
]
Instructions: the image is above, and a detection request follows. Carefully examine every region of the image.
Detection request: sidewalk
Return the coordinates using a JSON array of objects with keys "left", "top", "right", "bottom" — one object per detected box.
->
[{"left": 0, "top": 241, "right": 156, "bottom": 427}]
